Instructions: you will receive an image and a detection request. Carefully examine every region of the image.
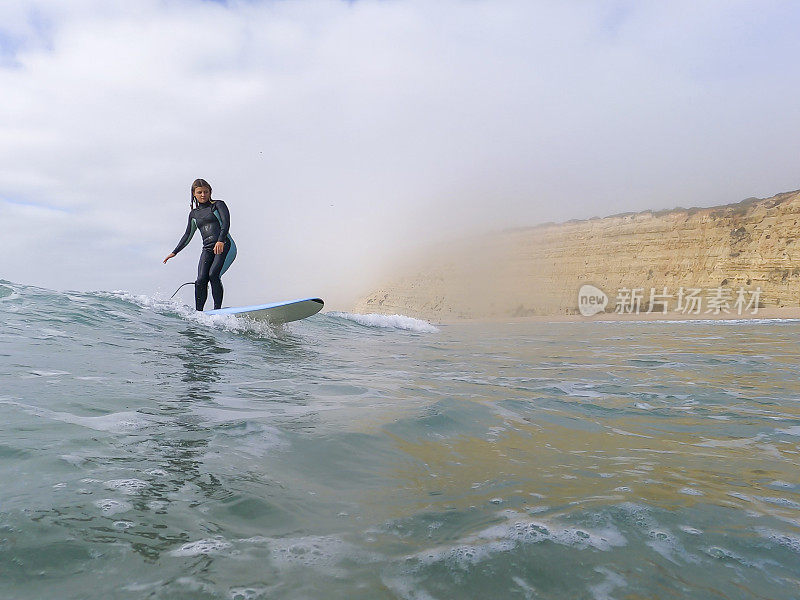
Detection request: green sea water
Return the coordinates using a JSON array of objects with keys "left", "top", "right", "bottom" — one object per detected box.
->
[{"left": 1, "top": 280, "right": 800, "bottom": 599}]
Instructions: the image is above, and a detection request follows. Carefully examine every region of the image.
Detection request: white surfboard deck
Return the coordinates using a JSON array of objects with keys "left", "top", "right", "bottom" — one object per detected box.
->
[{"left": 206, "top": 297, "right": 324, "bottom": 324}]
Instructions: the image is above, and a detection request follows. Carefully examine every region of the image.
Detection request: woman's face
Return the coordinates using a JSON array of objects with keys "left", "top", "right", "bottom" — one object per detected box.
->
[{"left": 194, "top": 186, "right": 211, "bottom": 203}]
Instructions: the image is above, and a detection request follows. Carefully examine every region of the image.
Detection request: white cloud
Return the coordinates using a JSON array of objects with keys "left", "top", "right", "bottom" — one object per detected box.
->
[{"left": 1, "top": 0, "right": 799, "bottom": 306}]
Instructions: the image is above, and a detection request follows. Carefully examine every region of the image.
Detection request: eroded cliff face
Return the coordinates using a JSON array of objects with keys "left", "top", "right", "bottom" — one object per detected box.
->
[{"left": 355, "top": 190, "right": 800, "bottom": 319}]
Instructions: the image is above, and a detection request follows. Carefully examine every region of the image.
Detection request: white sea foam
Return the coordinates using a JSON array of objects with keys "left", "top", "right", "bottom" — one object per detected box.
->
[
  {"left": 481, "top": 512, "right": 627, "bottom": 551},
  {"left": 228, "top": 586, "right": 270, "bottom": 600},
  {"left": 553, "top": 382, "right": 604, "bottom": 398},
  {"left": 0, "top": 400, "right": 155, "bottom": 433},
  {"left": 59, "top": 454, "right": 88, "bottom": 467},
  {"left": 694, "top": 435, "right": 763, "bottom": 448},
  {"left": 94, "top": 498, "right": 133, "bottom": 516},
  {"left": 757, "top": 496, "right": 800, "bottom": 510},
  {"left": 679, "top": 525, "right": 703, "bottom": 535},
  {"left": 610, "top": 428, "right": 653, "bottom": 439},
  {"left": 702, "top": 545, "right": 751, "bottom": 565},
  {"left": 190, "top": 407, "right": 288, "bottom": 455},
  {"left": 104, "top": 478, "right": 149, "bottom": 494},
  {"left": 407, "top": 510, "right": 626, "bottom": 571},
  {"left": 237, "top": 533, "right": 376, "bottom": 571},
  {"left": 589, "top": 567, "right": 627, "bottom": 600},
  {"left": 269, "top": 535, "right": 349, "bottom": 568},
  {"left": 511, "top": 576, "right": 537, "bottom": 597},
  {"left": 146, "top": 468, "right": 169, "bottom": 477},
  {"left": 756, "top": 528, "right": 800, "bottom": 554},
  {"left": 726, "top": 491, "right": 752, "bottom": 502},
  {"left": 381, "top": 575, "right": 439, "bottom": 600},
  {"left": 645, "top": 529, "right": 687, "bottom": 563},
  {"left": 99, "top": 291, "right": 279, "bottom": 336},
  {"left": 171, "top": 538, "right": 233, "bottom": 557},
  {"left": 327, "top": 311, "right": 439, "bottom": 333},
  {"left": 29, "top": 370, "right": 70, "bottom": 377},
  {"left": 618, "top": 504, "right": 693, "bottom": 563},
  {"left": 769, "top": 480, "right": 794, "bottom": 489}
]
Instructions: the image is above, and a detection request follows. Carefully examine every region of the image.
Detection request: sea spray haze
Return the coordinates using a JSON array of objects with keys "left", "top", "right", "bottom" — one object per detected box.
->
[{"left": 2, "top": 279, "right": 800, "bottom": 599}]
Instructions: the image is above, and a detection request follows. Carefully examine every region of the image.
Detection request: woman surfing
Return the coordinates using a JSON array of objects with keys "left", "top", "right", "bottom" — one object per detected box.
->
[{"left": 163, "top": 178, "right": 237, "bottom": 310}]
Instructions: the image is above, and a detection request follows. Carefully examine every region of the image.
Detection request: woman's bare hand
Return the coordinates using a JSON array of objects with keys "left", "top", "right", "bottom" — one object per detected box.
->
[
  {"left": 214, "top": 241, "right": 224, "bottom": 255},
  {"left": 163, "top": 253, "right": 176, "bottom": 264}
]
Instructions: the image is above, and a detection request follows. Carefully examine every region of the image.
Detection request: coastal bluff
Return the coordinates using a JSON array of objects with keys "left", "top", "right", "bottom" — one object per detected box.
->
[{"left": 355, "top": 189, "right": 800, "bottom": 320}]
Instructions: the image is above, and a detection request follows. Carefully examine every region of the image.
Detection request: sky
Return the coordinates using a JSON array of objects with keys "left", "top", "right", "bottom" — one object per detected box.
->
[{"left": 1, "top": 0, "right": 799, "bottom": 308}]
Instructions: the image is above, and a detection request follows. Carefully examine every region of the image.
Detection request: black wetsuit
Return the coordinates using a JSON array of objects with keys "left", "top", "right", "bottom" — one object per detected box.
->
[{"left": 172, "top": 200, "right": 237, "bottom": 310}]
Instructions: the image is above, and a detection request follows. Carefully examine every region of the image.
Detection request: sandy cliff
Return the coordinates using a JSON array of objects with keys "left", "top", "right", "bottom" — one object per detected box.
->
[{"left": 355, "top": 189, "right": 800, "bottom": 320}]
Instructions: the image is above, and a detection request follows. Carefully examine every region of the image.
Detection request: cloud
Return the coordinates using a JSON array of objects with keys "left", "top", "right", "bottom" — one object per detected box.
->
[{"left": 1, "top": 0, "right": 799, "bottom": 306}]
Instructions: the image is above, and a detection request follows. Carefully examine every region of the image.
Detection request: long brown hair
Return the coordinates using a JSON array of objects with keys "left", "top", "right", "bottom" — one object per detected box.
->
[{"left": 190, "top": 178, "right": 213, "bottom": 209}]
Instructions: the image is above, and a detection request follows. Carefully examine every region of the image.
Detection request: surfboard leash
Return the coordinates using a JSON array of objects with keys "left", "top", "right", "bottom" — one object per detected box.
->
[{"left": 170, "top": 281, "right": 195, "bottom": 299}]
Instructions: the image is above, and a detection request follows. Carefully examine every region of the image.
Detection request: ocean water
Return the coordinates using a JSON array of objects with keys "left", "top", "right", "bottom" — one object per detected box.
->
[{"left": 1, "top": 279, "right": 800, "bottom": 600}]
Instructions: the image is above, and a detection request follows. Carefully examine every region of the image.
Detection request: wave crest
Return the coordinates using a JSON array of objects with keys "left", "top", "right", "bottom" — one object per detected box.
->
[{"left": 327, "top": 311, "right": 439, "bottom": 333}]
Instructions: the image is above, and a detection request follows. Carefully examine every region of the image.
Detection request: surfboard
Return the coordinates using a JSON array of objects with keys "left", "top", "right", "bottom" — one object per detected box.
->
[{"left": 205, "top": 297, "right": 324, "bottom": 324}]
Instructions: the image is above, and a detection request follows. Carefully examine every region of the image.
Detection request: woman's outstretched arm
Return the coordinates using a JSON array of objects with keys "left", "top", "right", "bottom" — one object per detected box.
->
[{"left": 164, "top": 214, "right": 196, "bottom": 263}]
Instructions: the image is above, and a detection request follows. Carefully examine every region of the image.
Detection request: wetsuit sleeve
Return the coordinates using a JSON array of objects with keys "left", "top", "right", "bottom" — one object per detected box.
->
[
  {"left": 172, "top": 214, "right": 197, "bottom": 254},
  {"left": 214, "top": 200, "right": 230, "bottom": 243}
]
